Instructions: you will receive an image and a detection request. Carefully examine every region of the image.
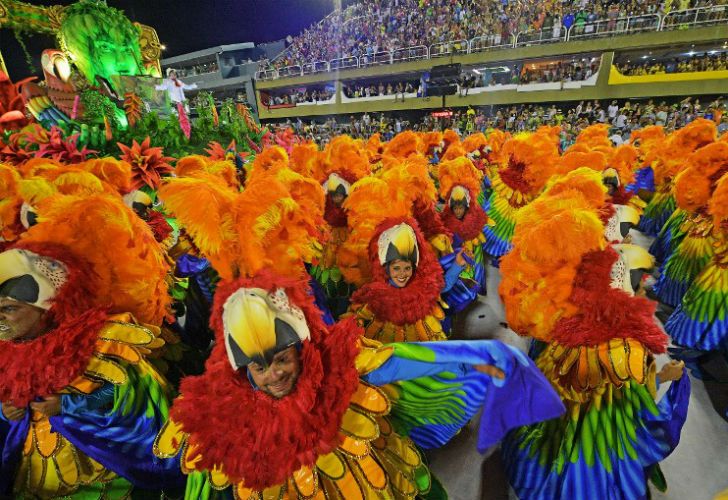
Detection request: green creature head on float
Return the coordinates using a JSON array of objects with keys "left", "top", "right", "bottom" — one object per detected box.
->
[{"left": 58, "top": 0, "right": 144, "bottom": 93}]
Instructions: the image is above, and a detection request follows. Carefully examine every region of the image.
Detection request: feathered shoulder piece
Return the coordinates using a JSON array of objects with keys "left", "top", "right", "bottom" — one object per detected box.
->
[
  {"left": 708, "top": 171, "right": 728, "bottom": 228},
  {"left": 573, "top": 123, "right": 612, "bottom": 150},
  {"left": 463, "top": 132, "right": 487, "bottom": 154},
  {"left": 322, "top": 135, "right": 370, "bottom": 184},
  {"left": 18, "top": 193, "right": 170, "bottom": 325},
  {"left": 0, "top": 165, "right": 22, "bottom": 242},
  {"left": 175, "top": 155, "right": 241, "bottom": 189},
  {"left": 383, "top": 130, "right": 421, "bottom": 160},
  {"left": 159, "top": 166, "right": 319, "bottom": 282},
  {"left": 497, "top": 131, "right": 559, "bottom": 196},
  {"left": 438, "top": 156, "right": 482, "bottom": 201},
  {"left": 674, "top": 141, "right": 728, "bottom": 213},
  {"left": 289, "top": 142, "right": 325, "bottom": 181},
  {"left": 557, "top": 150, "right": 608, "bottom": 176}
]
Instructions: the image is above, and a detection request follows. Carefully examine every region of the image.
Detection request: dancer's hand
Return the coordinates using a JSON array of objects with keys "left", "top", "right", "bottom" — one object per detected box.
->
[
  {"left": 30, "top": 395, "right": 62, "bottom": 417},
  {"left": 475, "top": 364, "right": 505, "bottom": 379},
  {"left": 657, "top": 360, "right": 685, "bottom": 382},
  {"left": 455, "top": 248, "right": 467, "bottom": 267},
  {"left": 2, "top": 402, "right": 26, "bottom": 421}
]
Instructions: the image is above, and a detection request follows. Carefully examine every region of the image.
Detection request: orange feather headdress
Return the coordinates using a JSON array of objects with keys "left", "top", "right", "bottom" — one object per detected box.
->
[
  {"left": 383, "top": 131, "right": 422, "bottom": 161},
  {"left": 496, "top": 130, "right": 560, "bottom": 196},
  {"left": 18, "top": 191, "right": 170, "bottom": 325},
  {"left": 653, "top": 118, "right": 717, "bottom": 186},
  {"left": 674, "top": 141, "right": 728, "bottom": 213},
  {"left": 437, "top": 156, "right": 483, "bottom": 202},
  {"left": 336, "top": 156, "right": 432, "bottom": 287},
  {"left": 159, "top": 162, "right": 322, "bottom": 282}
]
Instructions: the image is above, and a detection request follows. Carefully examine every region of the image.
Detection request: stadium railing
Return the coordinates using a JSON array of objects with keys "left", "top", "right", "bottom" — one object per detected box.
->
[
  {"left": 566, "top": 14, "right": 660, "bottom": 40},
  {"left": 515, "top": 26, "right": 567, "bottom": 46},
  {"left": 254, "top": 6, "right": 725, "bottom": 81}
]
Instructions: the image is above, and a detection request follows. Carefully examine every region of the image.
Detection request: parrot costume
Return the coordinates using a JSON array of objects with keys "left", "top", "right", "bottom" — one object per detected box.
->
[
  {"left": 152, "top": 154, "right": 565, "bottom": 498},
  {"left": 0, "top": 190, "right": 182, "bottom": 497},
  {"left": 498, "top": 168, "right": 690, "bottom": 500}
]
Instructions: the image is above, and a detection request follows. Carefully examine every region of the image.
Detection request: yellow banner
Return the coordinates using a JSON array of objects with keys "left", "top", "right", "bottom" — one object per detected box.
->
[{"left": 608, "top": 65, "right": 728, "bottom": 85}]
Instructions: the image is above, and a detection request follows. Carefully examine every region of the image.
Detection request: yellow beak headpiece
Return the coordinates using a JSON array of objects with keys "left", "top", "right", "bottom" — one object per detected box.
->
[
  {"left": 449, "top": 185, "right": 471, "bottom": 208},
  {"left": 222, "top": 287, "right": 310, "bottom": 369},
  {"left": 610, "top": 244, "right": 654, "bottom": 295},
  {"left": 602, "top": 167, "right": 620, "bottom": 192},
  {"left": 0, "top": 249, "right": 68, "bottom": 310},
  {"left": 377, "top": 223, "right": 419, "bottom": 268},
  {"left": 324, "top": 173, "right": 351, "bottom": 198},
  {"left": 123, "top": 190, "right": 153, "bottom": 217},
  {"left": 605, "top": 204, "right": 640, "bottom": 242}
]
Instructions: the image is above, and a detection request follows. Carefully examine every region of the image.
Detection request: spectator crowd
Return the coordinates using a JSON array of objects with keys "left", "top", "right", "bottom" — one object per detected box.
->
[
  {"left": 618, "top": 50, "right": 728, "bottom": 75},
  {"left": 266, "top": 0, "right": 723, "bottom": 71},
  {"left": 269, "top": 96, "right": 727, "bottom": 148}
]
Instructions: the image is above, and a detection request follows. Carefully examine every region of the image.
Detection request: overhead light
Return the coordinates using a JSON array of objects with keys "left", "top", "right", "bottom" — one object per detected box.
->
[
  {"left": 688, "top": 51, "right": 695, "bottom": 56},
  {"left": 641, "top": 55, "right": 648, "bottom": 59},
  {"left": 161, "top": 44, "right": 167, "bottom": 50}
]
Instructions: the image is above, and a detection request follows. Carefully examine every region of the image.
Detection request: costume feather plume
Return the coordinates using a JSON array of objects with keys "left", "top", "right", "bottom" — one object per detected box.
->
[
  {"left": 160, "top": 166, "right": 319, "bottom": 282},
  {"left": 437, "top": 156, "right": 482, "bottom": 201},
  {"left": 322, "top": 135, "right": 370, "bottom": 184},
  {"left": 0, "top": 165, "right": 22, "bottom": 241},
  {"left": 383, "top": 130, "right": 421, "bottom": 160},
  {"left": 20, "top": 193, "right": 170, "bottom": 324},
  {"left": 158, "top": 174, "right": 238, "bottom": 277},
  {"left": 79, "top": 158, "right": 133, "bottom": 194},
  {"left": 674, "top": 142, "right": 728, "bottom": 213}
]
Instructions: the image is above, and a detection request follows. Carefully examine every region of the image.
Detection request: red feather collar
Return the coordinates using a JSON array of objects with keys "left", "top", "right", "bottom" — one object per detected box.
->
[
  {"left": 169, "top": 273, "right": 361, "bottom": 489},
  {"left": 0, "top": 307, "right": 108, "bottom": 407},
  {"left": 441, "top": 205, "right": 488, "bottom": 242},
  {"left": 552, "top": 248, "right": 667, "bottom": 353},
  {"left": 324, "top": 196, "right": 348, "bottom": 228},
  {"left": 350, "top": 217, "right": 444, "bottom": 326},
  {"left": 146, "top": 209, "right": 174, "bottom": 243}
]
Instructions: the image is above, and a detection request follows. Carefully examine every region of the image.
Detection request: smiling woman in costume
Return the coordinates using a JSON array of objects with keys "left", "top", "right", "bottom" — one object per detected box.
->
[{"left": 153, "top": 156, "right": 564, "bottom": 498}]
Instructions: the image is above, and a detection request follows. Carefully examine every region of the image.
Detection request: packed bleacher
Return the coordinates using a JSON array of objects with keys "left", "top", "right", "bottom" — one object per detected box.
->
[
  {"left": 266, "top": 0, "right": 721, "bottom": 71},
  {"left": 271, "top": 95, "right": 727, "bottom": 146},
  {"left": 618, "top": 50, "right": 728, "bottom": 75}
]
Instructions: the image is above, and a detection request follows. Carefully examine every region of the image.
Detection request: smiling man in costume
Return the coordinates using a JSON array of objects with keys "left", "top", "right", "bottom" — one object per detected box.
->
[
  {"left": 153, "top": 158, "right": 564, "bottom": 498},
  {"left": 0, "top": 192, "right": 182, "bottom": 498}
]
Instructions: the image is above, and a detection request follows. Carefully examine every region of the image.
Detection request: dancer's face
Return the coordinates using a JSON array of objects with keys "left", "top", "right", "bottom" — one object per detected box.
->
[
  {"left": 330, "top": 192, "right": 346, "bottom": 207},
  {"left": 453, "top": 204, "right": 467, "bottom": 220},
  {"left": 0, "top": 298, "right": 49, "bottom": 342},
  {"left": 248, "top": 346, "right": 302, "bottom": 398},
  {"left": 388, "top": 259, "right": 414, "bottom": 288}
]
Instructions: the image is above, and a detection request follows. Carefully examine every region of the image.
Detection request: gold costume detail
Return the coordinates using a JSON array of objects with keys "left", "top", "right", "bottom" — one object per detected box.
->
[{"left": 154, "top": 340, "right": 429, "bottom": 499}]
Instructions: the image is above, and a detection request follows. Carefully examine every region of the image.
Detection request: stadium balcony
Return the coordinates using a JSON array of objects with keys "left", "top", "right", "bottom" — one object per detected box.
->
[{"left": 254, "top": 6, "right": 728, "bottom": 120}]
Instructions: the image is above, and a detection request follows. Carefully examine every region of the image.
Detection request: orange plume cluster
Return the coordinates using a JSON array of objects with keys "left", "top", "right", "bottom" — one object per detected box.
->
[
  {"left": 674, "top": 141, "right": 728, "bottom": 213},
  {"left": 499, "top": 169, "right": 609, "bottom": 340},
  {"left": 20, "top": 192, "right": 170, "bottom": 324}
]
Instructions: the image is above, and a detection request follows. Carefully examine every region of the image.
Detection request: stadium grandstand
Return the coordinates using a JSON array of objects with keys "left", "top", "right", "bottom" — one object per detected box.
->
[{"left": 252, "top": 0, "right": 728, "bottom": 127}]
